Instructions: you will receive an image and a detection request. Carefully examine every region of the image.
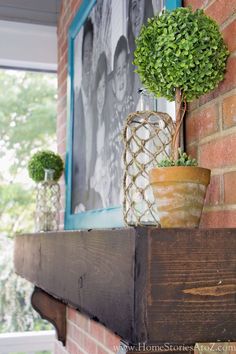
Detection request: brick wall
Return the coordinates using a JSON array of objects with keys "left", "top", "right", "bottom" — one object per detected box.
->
[
  {"left": 184, "top": 0, "right": 236, "bottom": 227},
  {"left": 57, "top": 0, "right": 81, "bottom": 229},
  {"left": 54, "top": 307, "right": 120, "bottom": 354},
  {"left": 56, "top": 0, "right": 236, "bottom": 353}
]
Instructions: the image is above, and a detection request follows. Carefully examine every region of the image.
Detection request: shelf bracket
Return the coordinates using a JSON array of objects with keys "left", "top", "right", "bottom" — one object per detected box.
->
[{"left": 31, "top": 286, "right": 66, "bottom": 345}]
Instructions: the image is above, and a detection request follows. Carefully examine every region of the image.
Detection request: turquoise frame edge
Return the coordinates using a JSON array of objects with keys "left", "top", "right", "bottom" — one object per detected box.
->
[
  {"left": 165, "top": 0, "right": 182, "bottom": 11},
  {"left": 64, "top": 0, "right": 182, "bottom": 230}
]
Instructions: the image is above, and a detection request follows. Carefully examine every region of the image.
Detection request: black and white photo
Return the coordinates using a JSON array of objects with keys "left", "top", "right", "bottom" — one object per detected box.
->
[{"left": 71, "top": 0, "right": 166, "bottom": 213}]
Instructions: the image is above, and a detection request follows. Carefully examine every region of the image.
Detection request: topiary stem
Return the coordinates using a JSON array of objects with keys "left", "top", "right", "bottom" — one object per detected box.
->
[{"left": 173, "top": 88, "right": 185, "bottom": 161}]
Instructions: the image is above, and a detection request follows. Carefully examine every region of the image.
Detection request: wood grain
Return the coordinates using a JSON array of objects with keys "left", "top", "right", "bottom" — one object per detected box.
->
[
  {"left": 146, "top": 228, "right": 236, "bottom": 344},
  {"left": 14, "top": 228, "right": 236, "bottom": 346},
  {"left": 31, "top": 286, "right": 66, "bottom": 345},
  {"left": 14, "top": 229, "right": 136, "bottom": 341}
]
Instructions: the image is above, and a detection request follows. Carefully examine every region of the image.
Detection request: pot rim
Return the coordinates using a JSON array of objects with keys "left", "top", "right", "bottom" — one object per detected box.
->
[{"left": 149, "top": 166, "right": 211, "bottom": 186}]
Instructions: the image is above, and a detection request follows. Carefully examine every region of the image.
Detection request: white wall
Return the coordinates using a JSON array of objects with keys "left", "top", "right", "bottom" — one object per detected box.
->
[{"left": 0, "top": 20, "right": 57, "bottom": 71}]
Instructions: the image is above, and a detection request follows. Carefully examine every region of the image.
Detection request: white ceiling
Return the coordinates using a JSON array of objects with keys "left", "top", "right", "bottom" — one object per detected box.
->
[
  {"left": 0, "top": 1, "right": 61, "bottom": 71},
  {"left": 0, "top": 0, "right": 61, "bottom": 26}
]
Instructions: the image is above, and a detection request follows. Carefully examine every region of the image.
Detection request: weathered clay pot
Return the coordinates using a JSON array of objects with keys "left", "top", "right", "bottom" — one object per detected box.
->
[{"left": 149, "top": 167, "right": 211, "bottom": 228}]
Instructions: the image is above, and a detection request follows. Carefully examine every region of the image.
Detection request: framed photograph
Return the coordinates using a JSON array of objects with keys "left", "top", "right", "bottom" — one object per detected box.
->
[{"left": 65, "top": 0, "right": 181, "bottom": 230}]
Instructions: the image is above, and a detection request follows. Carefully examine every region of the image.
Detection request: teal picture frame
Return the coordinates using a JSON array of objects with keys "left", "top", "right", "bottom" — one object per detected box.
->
[
  {"left": 64, "top": 0, "right": 182, "bottom": 230},
  {"left": 165, "top": 0, "right": 182, "bottom": 11}
]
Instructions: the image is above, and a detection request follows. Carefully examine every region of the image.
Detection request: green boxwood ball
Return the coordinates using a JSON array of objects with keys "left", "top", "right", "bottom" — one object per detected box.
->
[
  {"left": 28, "top": 150, "right": 64, "bottom": 182},
  {"left": 134, "top": 7, "right": 229, "bottom": 102}
]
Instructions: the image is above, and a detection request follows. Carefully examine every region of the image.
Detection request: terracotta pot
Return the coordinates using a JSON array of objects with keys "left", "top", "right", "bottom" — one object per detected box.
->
[{"left": 149, "top": 166, "right": 211, "bottom": 228}]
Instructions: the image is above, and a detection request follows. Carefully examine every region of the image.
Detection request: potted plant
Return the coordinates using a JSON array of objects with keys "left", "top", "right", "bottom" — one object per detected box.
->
[
  {"left": 28, "top": 150, "right": 64, "bottom": 231},
  {"left": 28, "top": 150, "right": 64, "bottom": 183},
  {"left": 134, "top": 7, "right": 229, "bottom": 227}
]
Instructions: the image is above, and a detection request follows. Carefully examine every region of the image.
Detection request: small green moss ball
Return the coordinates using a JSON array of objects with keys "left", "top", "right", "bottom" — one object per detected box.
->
[
  {"left": 28, "top": 150, "right": 64, "bottom": 182},
  {"left": 134, "top": 7, "right": 229, "bottom": 102}
]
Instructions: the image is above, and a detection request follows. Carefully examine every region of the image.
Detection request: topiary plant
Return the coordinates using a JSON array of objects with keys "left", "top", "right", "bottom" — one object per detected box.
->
[
  {"left": 134, "top": 7, "right": 229, "bottom": 161},
  {"left": 28, "top": 150, "right": 64, "bottom": 182}
]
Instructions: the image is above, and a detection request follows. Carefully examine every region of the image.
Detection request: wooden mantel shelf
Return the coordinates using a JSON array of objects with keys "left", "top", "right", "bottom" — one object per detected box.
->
[{"left": 14, "top": 228, "right": 236, "bottom": 347}]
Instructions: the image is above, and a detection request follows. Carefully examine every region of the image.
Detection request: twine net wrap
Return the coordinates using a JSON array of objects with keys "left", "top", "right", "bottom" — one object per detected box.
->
[
  {"left": 123, "top": 111, "right": 174, "bottom": 226},
  {"left": 35, "top": 181, "right": 60, "bottom": 232}
]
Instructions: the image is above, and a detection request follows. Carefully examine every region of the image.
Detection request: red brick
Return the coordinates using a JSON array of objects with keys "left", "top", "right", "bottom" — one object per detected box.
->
[
  {"left": 72, "top": 0, "right": 82, "bottom": 16},
  {"left": 61, "top": 38, "right": 68, "bottom": 57},
  {"left": 222, "top": 93, "right": 236, "bottom": 129},
  {"left": 187, "top": 99, "right": 198, "bottom": 112},
  {"left": 63, "top": 3, "right": 72, "bottom": 23},
  {"left": 59, "top": 50, "right": 68, "bottom": 68},
  {"left": 58, "top": 61, "right": 68, "bottom": 78},
  {"left": 186, "top": 104, "right": 218, "bottom": 144},
  {"left": 205, "top": 0, "right": 236, "bottom": 25},
  {"left": 222, "top": 19, "right": 236, "bottom": 53},
  {"left": 58, "top": 138, "right": 66, "bottom": 156},
  {"left": 183, "top": 0, "right": 204, "bottom": 10},
  {"left": 66, "top": 338, "right": 83, "bottom": 354},
  {"left": 67, "top": 320, "right": 81, "bottom": 341},
  {"left": 71, "top": 0, "right": 82, "bottom": 13},
  {"left": 199, "top": 134, "right": 236, "bottom": 169},
  {"left": 83, "top": 334, "right": 98, "bottom": 354},
  {"left": 97, "top": 346, "right": 109, "bottom": 354},
  {"left": 186, "top": 144, "right": 198, "bottom": 160},
  {"left": 104, "top": 329, "right": 120, "bottom": 352},
  {"left": 68, "top": 322, "right": 87, "bottom": 349},
  {"left": 67, "top": 307, "right": 77, "bottom": 322},
  {"left": 57, "top": 122, "right": 67, "bottom": 144},
  {"left": 224, "top": 171, "right": 236, "bottom": 204},
  {"left": 58, "top": 95, "right": 67, "bottom": 115},
  {"left": 65, "top": 12, "right": 75, "bottom": 32},
  {"left": 200, "top": 210, "right": 236, "bottom": 227},
  {"left": 58, "top": 27, "right": 66, "bottom": 46},
  {"left": 199, "top": 56, "right": 236, "bottom": 106},
  {"left": 89, "top": 320, "right": 105, "bottom": 344},
  {"left": 57, "top": 108, "right": 67, "bottom": 129},
  {"left": 75, "top": 311, "right": 90, "bottom": 332},
  {"left": 58, "top": 79, "right": 67, "bottom": 97},
  {"left": 58, "top": 66, "right": 67, "bottom": 88},
  {"left": 205, "top": 174, "right": 221, "bottom": 206}
]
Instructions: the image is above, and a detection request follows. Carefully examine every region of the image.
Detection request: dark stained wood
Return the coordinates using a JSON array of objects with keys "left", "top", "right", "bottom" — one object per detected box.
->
[
  {"left": 145, "top": 228, "right": 236, "bottom": 344},
  {"left": 14, "top": 228, "right": 236, "bottom": 346},
  {"left": 133, "top": 227, "right": 149, "bottom": 343},
  {"left": 14, "top": 229, "right": 136, "bottom": 341},
  {"left": 31, "top": 286, "right": 66, "bottom": 345}
]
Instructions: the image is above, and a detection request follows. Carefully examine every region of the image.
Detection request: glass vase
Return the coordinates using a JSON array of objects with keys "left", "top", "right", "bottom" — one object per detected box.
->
[
  {"left": 123, "top": 89, "right": 174, "bottom": 226},
  {"left": 35, "top": 169, "right": 60, "bottom": 232}
]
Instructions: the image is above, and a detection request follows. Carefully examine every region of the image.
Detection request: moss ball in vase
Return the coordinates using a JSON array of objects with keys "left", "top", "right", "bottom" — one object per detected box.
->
[{"left": 28, "top": 151, "right": 64, "bottom": 232}]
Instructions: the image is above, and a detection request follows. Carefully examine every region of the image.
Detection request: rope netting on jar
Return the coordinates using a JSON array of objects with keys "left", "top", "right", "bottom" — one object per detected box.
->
[
  {"left": 122, "top": 110, "right": 175, "bottom": 226},
  {"left": 35, "top": 181, "right": 60, "bottom": 232}
]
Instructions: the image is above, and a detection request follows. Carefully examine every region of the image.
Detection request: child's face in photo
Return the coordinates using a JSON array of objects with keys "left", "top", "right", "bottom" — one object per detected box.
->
[
  {"left": 97, "top": 73, "right": 106, "bottom": 117},
  {"left": 130, "top": 0, "right": 145, "bottom": 38},
  {"left": 82, "top": 32, "right": 93, "bottom": 83},
  {"left": 114, "top": 50, "right": 127, "bottom": 102},
  {"left": 95, "top": 0, "right": 103, "bottom": 28}
]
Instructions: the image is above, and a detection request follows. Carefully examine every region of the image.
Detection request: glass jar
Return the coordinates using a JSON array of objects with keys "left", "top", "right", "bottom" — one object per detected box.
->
[
  {"left": 122, "top": 89, "right": 174, "bottom": 226},
  {"left": 35, "top": 169, "right": 60, "bottom": 232}
]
